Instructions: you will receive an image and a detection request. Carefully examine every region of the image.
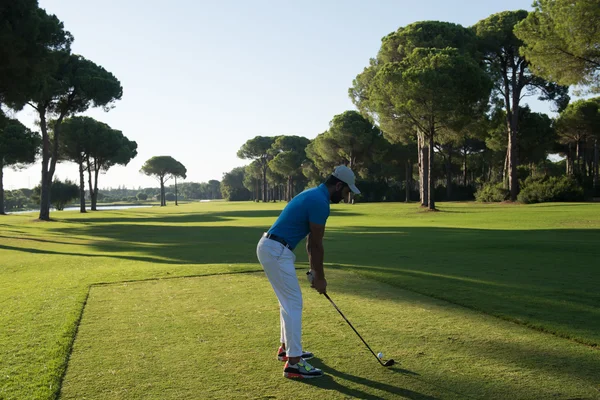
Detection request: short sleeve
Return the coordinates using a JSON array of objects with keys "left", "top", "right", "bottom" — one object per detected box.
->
[{"left": 308, "top": 199, "right": 329, "bottom": 225}]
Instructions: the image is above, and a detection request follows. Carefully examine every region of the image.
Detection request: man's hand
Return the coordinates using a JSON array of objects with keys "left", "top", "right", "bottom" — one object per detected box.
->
[{"left": 311, "top": 277, "right": 327, "bottom": 294}]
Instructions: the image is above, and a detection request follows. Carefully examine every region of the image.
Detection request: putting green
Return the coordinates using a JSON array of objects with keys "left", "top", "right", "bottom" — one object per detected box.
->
[{"left": 59, "top": 269, "right": 600, "bottom": 399}]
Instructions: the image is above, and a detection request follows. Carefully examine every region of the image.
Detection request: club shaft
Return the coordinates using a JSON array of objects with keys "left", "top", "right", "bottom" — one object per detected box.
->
[{"left": 324, "top": 293, "right": 385, "bottom": 366}]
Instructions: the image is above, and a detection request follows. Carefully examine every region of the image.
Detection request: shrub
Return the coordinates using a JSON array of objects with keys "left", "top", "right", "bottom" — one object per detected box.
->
[
  {"left": 517, "top": 176, "right": 584, "bottom": 204},
  {"left": 475, "top": 182, "right": 509, "bottom": 202},
  {"left": 136, "top": 193, "right": 148, "bottom": 201}
]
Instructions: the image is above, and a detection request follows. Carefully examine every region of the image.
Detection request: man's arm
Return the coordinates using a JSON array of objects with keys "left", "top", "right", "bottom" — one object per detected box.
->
[{"left": 307, "top": 222, "right": 327, "bottom": 293}]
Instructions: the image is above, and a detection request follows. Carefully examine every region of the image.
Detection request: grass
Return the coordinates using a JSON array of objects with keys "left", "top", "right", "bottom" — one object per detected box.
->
[
  {"left": 1, "top": 201, "right": 599, "bottom": 399},
  {"left": 60, "top": 270, "right": 600, "bottom": 399}
]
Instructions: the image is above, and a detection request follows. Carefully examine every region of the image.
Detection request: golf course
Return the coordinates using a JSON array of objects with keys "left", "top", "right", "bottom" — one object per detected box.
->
[{"left": 1, "top": 201, "right": 599, "bottom": 399}]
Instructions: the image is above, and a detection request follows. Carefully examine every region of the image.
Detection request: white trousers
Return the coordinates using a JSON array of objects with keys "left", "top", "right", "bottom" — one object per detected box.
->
[{"left": 256, "top": 236, "right": 303, "bottom": 357}]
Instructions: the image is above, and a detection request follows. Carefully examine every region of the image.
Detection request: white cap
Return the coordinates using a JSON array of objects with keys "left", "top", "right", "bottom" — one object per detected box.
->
[{"left": 332, "top": 165, "right": 360, "bottom": 194}]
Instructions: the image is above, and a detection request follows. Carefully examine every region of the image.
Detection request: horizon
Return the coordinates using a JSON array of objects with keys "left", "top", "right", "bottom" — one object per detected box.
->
[{"left": 3, "top": 0, "right": 570, "bottom": 191}]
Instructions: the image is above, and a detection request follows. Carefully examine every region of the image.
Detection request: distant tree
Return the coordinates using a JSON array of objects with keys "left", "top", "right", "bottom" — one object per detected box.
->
[
  {"left": 3, "top": 190, "right": 28, "bottom": 211},
  {"left": 473, "top": 10, "right": 570, "bottom": 201},
  {"left": 140, "top": 156, "right": 187, "bottom": 206},
  {"left": 269, "top": 135, "right": 310, "bottom": 201},
  {"left": 165, "top": 192, "right": 176, "bottom": 201},
  {"left": 518, "top": 106, "right": 556, "bottom": 167},
  {"left": 514, "top": 0, "right": 600, "bottom": 93},
  {"left": 310, "top": 111, "right": 386, "bottom": 202},
  {"left": 244, "top": 160, "right": 262, "bottom": 201},
  {"left": 221, "top": 167, "right": 252, "bottom": 201},
  {"left": 50, "top": 178, "right": 78, "bottom": 210},
  {"left": 180, "top": 182, "right": 202, "bottom": 199},
  {"left": 136, "top": 192, "right": 148, "bottom": 201},
  {"left": 59, "top": 116, "right": 95, "bottom": 213},
  {"left": 207, "top": 180, "right": 221, "bottom": 199},
  {"left": 33, "top": 178, "right": 79, "bottom": 211},
  {"left": 305, "top": 134, "right": 341, "bottom": 177},
  {"left": 85, "top": 126, "right": 137, "bottom": 210},
  {"left": 237, "top": 136, "right": 276, "bottom": 202},
  {"left": 0, "top": 113, "right": 41, "bottom": 214},
  {"left": 555, "top": 99, "right": 600, "bottom": 178},
  {"left": 455, "top": 123, "right": 488, "bottom": 187}
]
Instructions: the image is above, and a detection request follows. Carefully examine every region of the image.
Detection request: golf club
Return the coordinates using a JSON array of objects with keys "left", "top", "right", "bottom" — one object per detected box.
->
[{"left": 307, "top": 271, "right": 395, "bottom": 367}]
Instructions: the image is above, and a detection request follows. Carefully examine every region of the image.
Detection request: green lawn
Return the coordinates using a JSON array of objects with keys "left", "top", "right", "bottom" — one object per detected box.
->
[{"left": 1, "top": 202, "right": 599, "bottom": 399}]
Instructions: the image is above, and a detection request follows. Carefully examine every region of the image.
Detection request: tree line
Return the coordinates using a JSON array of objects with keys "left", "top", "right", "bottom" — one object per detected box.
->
[
  {"left": 221, "top": 2, "right": 599, "bottom": 208},
  {"left": 1, "top": 178, "right": 223, "bottom": 213},
  {"left": 3, "top": 1, "right": 598, "bottom": 213},
  {"left": 0, "top": 2, "right": 194, "bottom": 215},
  {"left": 1, "top": 1, "right": 125, "bottom": 217}
]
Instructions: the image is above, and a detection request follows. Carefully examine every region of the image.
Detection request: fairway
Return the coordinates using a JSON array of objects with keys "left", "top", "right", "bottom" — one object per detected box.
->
[
  {"left": 1, "top": 202, "right": 600, "bottom": 399},
  {"left": 60, "top": 270, "right": 599, "bottom": 400}
]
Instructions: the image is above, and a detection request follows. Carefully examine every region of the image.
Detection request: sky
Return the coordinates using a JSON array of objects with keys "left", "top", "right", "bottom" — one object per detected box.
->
[{"left": 4, "top": 0, "right": 557, "bottom": 190}]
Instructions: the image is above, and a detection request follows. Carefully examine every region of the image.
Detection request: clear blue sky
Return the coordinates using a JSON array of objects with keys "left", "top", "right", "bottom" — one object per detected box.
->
[{"left": 5, "top": 0, "right": 549, "bottom": 190}]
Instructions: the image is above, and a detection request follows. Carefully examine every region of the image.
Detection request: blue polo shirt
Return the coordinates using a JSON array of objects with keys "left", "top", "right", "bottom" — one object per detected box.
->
[{"left": 267, "top": 184, "right": 330, "bottom": 249}]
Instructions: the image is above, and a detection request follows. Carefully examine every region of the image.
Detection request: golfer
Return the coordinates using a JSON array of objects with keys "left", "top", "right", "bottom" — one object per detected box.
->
[{"left": 256, "top": 165, "right": 360, "bottom": 378}]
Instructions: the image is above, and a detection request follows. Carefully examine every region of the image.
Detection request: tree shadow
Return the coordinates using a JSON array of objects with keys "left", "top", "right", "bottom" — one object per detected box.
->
[
  {"left": 0, "top": 244, "right": 191, "bottom": 265},
  {"left": 0, "top": 234, "right": 77, "bottom": 246},
  {"left": 320, "top": 225, "right": 600, "bottom": 347},
  {"left": 4, "top": 209, "right": 600, "bottom": 348},
  {"left": 56, "top": 209, "right": 362, "bottom": 225},
  {"left": 298, "top": 359, "right": 440, "bottom": 400}
]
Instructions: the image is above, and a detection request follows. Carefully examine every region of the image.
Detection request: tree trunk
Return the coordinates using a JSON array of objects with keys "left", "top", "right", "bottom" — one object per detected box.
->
[
  {"left": 427, "top": 132, "right": 435, "bottom": 210},
  {"left": 262, "top": 165, "right": 268, "bottom": 202},
  {"left": 418, "top": 134, "right": 422, "bottom": 201},
  {"left": 419, "top": 134, "right": 429, "bottom": 207},
  {"left": 463, "top": 149, "right": 468, "bottom": 186},
  {"left": 446, "top": 144, "right": 452, "bottom": 201},
  {"left": 566, "top": 144, "right": 572, "bottom": 175},
  {"left": 576, "top": 139, "right": 582, "bottom": 176},
  {"left": 175, "top": 176, "right": 178, "bottom": 206},
  {"left": 594, "top": 138, "right": 599, "bottom": 193},
  {"left": 86, "top": 156, "right": 95, "bottom": 210},
  {"left": 40, "top": 113, "right": 65, "bottom": 219},
  {"left": 38, "top": 109, "right": 51, "bottom": 220},
  {"left": 405, "top": 159, "right": 411, "bottom": 203},
  {"left": 0, "top": 162, "right": 5, "bottom": 214},
  {"left": 78, "top": 161, "right": 86, "bottom": 213},
  {"left": 160, "top": 177, "right": 165, "bottom": 206},
  {"left": 92, "top": 163, "right": 100, "bottom": 211},
  {"left": 348, "top": 156, "right": 355, "bottom": 204},
  {"left": 508, "top": 116, "right": 519, "bottom": 201}
]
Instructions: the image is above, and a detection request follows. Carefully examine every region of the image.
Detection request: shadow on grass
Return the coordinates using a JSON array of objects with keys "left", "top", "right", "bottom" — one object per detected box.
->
[
  {"left": 299, "top": 360, "right": 439, "bottom": 400},
  {"left": 4, "top": 209, "right": 600, "bottom": 347},
  {"left": 56, "top": 209, "right": 362, "bottom": 225},
  {"left": 0, "top": 244, "right": 197, "bottom": 265},
  {"left": 0, "top": 234, "right": 80, "bottom": 246}
]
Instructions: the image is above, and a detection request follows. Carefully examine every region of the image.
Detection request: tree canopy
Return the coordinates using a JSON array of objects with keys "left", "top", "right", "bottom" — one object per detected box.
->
[
  {"left": 514, "top": 0, "right": 600, "bottom": 93},
  {"left": 237, "top": 136, "right": 275, "bottom": 202},
  {"left": 140, "top": 156, "right": 187, "bottom": 206},
  {"left": 473, "top": 10, "right": 570, "bottom": 200},
  {"left": 0, "top": 112, "right": 41, "bottom": 214},
  {"left": 0, "top": 0, "right": 73, "bottom": 108}
]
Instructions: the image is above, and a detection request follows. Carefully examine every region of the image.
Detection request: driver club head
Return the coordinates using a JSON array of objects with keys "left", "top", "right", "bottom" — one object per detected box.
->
[{"left": 383, "top": 359, "right": 395, "bottom": 367}]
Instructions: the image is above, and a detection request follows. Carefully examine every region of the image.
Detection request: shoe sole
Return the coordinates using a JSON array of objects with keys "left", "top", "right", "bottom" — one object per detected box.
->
[{"left": 283, "top": 372, "right": 323, "bottom": 379}]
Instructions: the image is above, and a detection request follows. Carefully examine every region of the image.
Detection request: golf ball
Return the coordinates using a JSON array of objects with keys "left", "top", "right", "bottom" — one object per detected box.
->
[{"left": 377, "top": 352, "right": 383, "bottom": 359}]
